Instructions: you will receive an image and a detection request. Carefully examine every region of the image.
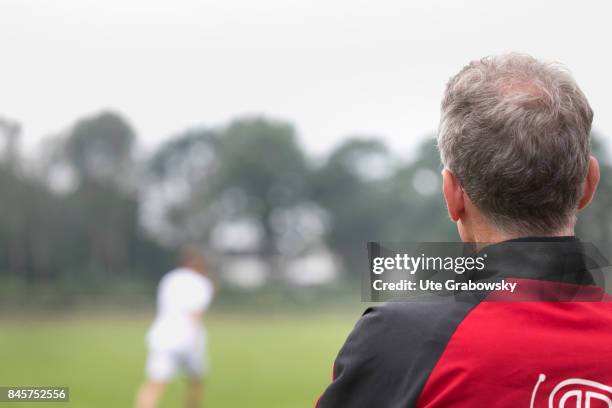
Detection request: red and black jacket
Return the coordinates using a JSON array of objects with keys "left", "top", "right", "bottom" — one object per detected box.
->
[{"left": 316, "top": 237, "right": 612, "bottom": 408}]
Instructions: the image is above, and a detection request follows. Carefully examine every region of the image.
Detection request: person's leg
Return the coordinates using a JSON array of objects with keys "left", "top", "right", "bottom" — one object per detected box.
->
[
  {"left": 135, "top": 381, "right": 166, "bottom": 408},
  {"left": 182, "top": 340, "right": 207, "bottom": 408},
  {"left": 184, "top": 378, "right": 204, "bottom": 408},
  {"left": 136, "top": 349, "right": 176, "bottom": 408}
]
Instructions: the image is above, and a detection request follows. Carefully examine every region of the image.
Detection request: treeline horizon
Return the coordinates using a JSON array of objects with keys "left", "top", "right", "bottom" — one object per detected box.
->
[{"left": 1, "top": 110, "right": 612, "bottom": 296}]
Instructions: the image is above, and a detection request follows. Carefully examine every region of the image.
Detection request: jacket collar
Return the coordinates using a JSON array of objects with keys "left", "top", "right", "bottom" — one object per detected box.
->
[{"left": 469, "top": 236, "right": 608, "bottom": 286}]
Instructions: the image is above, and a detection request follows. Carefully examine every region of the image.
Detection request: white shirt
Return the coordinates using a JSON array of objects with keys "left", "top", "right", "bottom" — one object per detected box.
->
[{"left": 146, "top": 267, "right": 214, "bottom": 351}]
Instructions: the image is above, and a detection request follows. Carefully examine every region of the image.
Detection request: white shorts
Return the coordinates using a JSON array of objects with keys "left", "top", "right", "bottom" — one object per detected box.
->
[{"left": 145, "top": 344, "right": 209, "bottom": 382}]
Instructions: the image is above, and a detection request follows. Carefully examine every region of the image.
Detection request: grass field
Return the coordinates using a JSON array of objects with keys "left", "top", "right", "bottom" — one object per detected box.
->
[{"left": 0, "top": 311, "right": 360, "bottom": 408}]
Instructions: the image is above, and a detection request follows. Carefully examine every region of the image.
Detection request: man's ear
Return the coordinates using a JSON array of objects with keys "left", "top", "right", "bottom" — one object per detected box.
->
[
  {"left": 442, "top": 169, "right": 465, "bottom": 222},
  {"left": 578, "top": 156, "right": 600, "bottom": 210}
]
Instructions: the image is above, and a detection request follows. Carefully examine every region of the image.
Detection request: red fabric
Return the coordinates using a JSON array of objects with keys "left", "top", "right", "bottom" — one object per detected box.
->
[{"left": 416, "top": 279, "right": 612, "bottom": 408}]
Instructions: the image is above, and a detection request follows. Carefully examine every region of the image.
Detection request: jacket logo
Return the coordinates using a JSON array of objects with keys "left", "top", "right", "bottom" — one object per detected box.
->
[
  {"left": 531, "top": 374, "right": 612, "bottom": 408},
  {"left": 530, "top": 374, "right": 612, "bottom": 408}
]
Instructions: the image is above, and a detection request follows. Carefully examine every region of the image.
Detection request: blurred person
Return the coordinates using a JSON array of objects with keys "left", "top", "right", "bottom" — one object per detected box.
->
[
  {"left": 316, "top": 54, "right": 612, "bottom": 407},
  {"left": 136, "top": 247, "right": 215, "bottom": 408}
]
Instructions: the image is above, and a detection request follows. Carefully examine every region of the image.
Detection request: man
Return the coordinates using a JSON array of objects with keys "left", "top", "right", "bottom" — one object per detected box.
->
[
  {"left": 136, "top": 247, "right": 215, "bottom": 408},
  {"left": 316, "top": 54, "right": 612, "bottom": 407}
]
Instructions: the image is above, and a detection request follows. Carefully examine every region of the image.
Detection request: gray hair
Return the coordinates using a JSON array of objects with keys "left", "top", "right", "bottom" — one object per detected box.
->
[{"left": 438, "top": 53, "right": 593, "bottom": 235}]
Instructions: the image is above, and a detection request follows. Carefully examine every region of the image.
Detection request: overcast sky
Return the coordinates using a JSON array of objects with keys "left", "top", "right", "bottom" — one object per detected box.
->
[{"left": 1, "top": 0, "right": 611, "bottom": 158}]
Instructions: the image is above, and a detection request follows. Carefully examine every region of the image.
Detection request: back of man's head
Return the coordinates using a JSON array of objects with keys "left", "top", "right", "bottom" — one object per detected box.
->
[
  {"left": 179, "top": 245, "right": 207, "bottom": 275},
  {"left": 438, "top": 53, "right": 594, "bottom": 235}
]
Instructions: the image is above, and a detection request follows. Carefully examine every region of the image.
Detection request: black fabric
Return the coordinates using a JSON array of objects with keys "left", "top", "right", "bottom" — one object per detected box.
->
[
  {"left": 473, "top": 236, "right": 605, "bottom": 286},
  {"left": 316, "top": 294, "right": 479, "bottom": 408}
]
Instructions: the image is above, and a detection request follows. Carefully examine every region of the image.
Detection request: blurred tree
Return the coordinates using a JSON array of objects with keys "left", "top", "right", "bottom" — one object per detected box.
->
[
  {"left": 0, "top": 117, "right": 59, "bottom": 281},
  {"left": 59, "top": 112, "right": 137, "bottom": 276},
  {"left": 143, "top": 128, "right": 218, "bottom": 245},
  {"left": 310, "top": 138, "right": 396, "bottom": 274},
  {"left": 0, "top": 117, "right": 21, "bottom": 169},
  {"left": 201, "top": 117, "right": 310, "bottom": 257},
  {"left": 384, "top": 137, "right": 456, "bottom": 242},
  {"left": 2, "top": 107, "right": 612, "bottom": 303},
  {"left": 142, "top": 117, "right": 314, "bottom": 281},
  {"left": 42, "top": 111, "right": 172, "bottom": 283},
  {"left": 65, "top": 111, "right": 136, "bottom": 188},
  {"left": 149, "top": 128, "right": 217, "bottom": 184},
  {"left": 576, "top": 132, "right": 612, "bottom": 247}
]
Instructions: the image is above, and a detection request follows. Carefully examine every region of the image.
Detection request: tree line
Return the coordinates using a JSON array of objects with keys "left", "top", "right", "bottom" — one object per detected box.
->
[{"left": 1, "top": 111, "right": 611, "bottom": 291}]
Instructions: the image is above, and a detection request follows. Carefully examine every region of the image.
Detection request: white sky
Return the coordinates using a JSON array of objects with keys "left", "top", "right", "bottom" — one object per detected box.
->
[{"left": 1, "top": 0, "right": 611, "bottom": 158}]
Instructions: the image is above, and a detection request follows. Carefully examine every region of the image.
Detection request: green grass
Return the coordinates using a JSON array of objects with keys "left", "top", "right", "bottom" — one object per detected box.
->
[{"left": 0, "top": 312, "right": 360, "bottom": 408}]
